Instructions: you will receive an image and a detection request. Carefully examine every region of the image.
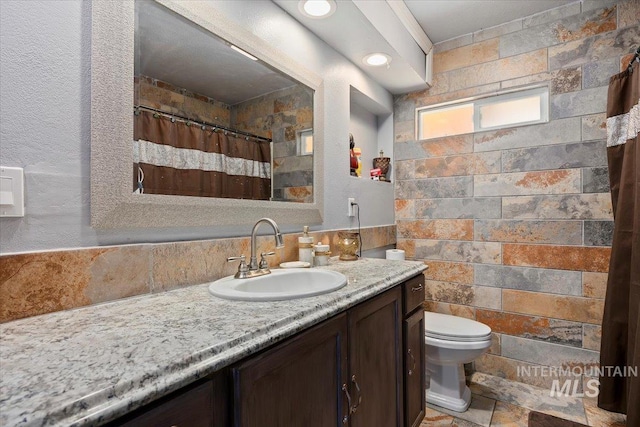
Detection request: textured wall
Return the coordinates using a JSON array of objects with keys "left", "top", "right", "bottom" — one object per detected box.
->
[
  {"left": 136, "top": 75, "right": 232, "bottom": 127},
  {"left": 0, "top": 0, "right": 394, "bottom": 253},
  {"left": 0, "top": 225, "right": 396, "bottom": 323},
  {"left": 232, "top": 85, "right": 314, "bottom": 202},
  {"left": 394, "top": 0, "right": 639, "bottom": 390}
]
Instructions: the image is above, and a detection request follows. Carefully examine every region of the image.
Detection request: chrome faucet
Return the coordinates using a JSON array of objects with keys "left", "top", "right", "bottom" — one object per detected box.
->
[{"left": 228, "top": 218, "right": 284, "bottom": 279}]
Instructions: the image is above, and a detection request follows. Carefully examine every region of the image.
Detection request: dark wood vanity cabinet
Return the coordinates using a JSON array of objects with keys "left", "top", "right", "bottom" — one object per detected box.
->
[
  {"left": 106, "top": 274, "right": 425, "bottom": 427},
  {"left": 232, "top": 313, "right": 349, "bottom": 426},
  {"left": 347, "top": 286, "right": 403, "bottom": 427},
  {"left": 107, "top": 378, "right": 215, "bottom": 427},
  {"left": 233, "top": 286, "right": 402, "bottom": 427},
  {"left": 402, "top": 275, "right": 426, "bottom": 427}
]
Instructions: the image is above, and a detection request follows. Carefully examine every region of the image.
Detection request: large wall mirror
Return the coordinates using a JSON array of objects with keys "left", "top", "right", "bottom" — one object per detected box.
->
[
  {"left": 135, "top": 0, "right": 314, "bottom": 203},
  {"left": 91, "top": 0, "right": 324, "bottom": 228}
]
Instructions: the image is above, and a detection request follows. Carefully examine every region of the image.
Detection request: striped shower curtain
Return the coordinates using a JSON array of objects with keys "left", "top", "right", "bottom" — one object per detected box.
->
[
  {"left": 598, "top": 56, "right": 639, "bottom": 425},
  {"left": 133, "top": 110, "right": 271, "bottom": 200}
]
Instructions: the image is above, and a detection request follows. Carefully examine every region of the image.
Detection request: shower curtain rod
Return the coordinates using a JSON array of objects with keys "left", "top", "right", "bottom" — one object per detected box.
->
[{"left": 134, "top": 105, "right": 272, "bottom": 143}]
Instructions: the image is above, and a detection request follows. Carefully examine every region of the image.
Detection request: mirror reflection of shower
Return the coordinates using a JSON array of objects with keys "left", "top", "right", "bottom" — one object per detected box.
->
[{"left": 133, "top": 0, "right": 314, "bottom": 202}]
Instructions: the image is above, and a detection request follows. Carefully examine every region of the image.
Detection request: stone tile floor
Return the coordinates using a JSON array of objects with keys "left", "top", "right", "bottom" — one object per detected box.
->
[{"left": 422, "top": 372, "right": 627, "bottom": 427}]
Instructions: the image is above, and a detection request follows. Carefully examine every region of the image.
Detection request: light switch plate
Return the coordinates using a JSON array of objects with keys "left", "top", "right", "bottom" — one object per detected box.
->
[{"left": 0, "top": 166, "right": 25, "bottom": 217}]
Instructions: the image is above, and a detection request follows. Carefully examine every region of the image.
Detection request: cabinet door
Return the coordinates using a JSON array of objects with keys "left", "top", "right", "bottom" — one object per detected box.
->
[
  {"left": 232, "top": 313, "right": 348, "bottom": 427},
  {"left": 347, "top": 287, "right": 402, "bottom": 427},
  {"left": 404, "top": 309, "right": 426, "bottom": 427},
  {"left": 110, "top": 379, "right": 214, "bottom": 427}
]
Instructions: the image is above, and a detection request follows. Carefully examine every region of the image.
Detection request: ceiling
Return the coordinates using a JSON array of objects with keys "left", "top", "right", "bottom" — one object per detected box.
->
[
  {"left": 404, "top": 0, "right": 577, "bottom": 44},
  {"left": 275, "top": 0, "right": 431, "bottom": 93},
  {"left": 274, "top": 0, "right": 579, "bottom": 94},
  {"left": 137, "top": 1, "right": 581, "bottom": 100},
  {"left": 136, "top": 1, "right": 299, "bottom": 105}
]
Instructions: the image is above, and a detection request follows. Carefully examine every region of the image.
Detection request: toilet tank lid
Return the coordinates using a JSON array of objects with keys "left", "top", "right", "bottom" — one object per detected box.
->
[{"left": 424, "top": 311, "right": 492, "bottom": 338}]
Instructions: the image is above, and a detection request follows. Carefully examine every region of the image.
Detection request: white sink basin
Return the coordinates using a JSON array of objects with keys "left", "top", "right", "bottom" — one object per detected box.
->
[{"left": 208, "top": 268, "right": 348, "bottom": 301}]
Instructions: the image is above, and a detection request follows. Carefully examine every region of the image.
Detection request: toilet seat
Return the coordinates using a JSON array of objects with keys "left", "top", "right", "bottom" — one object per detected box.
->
[
  {"left": 426, "top": 331, "right": 492, "bottom": 342},
  {"left": 424, "top": 312, "right": 492, "bottom": 342}
]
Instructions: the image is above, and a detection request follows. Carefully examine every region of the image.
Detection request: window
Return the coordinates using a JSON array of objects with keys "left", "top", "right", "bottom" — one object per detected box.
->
[
  {"left": 418, "top": 103, "right": 474, "bottom": 140},
  {"left": 297, "top": 129, "right": 314, "bottom": 155},
  {"left": 416, "top": 86, "right": 549, "bottom": 140}
]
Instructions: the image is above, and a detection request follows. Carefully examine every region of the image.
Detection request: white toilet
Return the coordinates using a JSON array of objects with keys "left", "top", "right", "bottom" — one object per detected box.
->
[{"left": 424, "top": 311, "right": 492, "bottom": 412}]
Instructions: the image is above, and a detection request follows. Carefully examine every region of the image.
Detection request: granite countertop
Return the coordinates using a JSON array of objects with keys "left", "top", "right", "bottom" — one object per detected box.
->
[{"left": 0, "top": 258, "right": 426, "bottom": 427}]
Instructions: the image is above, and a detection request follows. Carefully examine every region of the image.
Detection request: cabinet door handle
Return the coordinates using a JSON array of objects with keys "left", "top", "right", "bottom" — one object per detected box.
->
[
  {"left": 411, "top": 284, "right": 423, "bottom": 292},
  {"left": 408, "top": 348, "right": 416, "bottom": 376},
  {"left": 341, "top": 384, "right": 352, "bottom": 424},
  {"left": 350, "top": 375, "right": 362, "bottom": 414}
]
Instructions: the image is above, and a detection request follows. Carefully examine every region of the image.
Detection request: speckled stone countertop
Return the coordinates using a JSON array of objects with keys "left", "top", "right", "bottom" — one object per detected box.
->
[{"left": 0, "top": 258, "right": 426, "bottom": 427}]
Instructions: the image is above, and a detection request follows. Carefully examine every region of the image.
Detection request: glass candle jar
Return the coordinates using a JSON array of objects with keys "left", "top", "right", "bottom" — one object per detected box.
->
[{"left": 337, "top": 231, "right": 359, "bottom": 261}]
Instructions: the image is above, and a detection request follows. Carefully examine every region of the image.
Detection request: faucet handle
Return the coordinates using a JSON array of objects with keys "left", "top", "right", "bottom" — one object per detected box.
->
[
  {"left": 228, "top": 255, "right": 250, "bottom": 278},
  {"left": 228, "top": 254, "right": 246, "bottom": 263},
  {"left": 259, "top": 252, "right": 275, "bottom": 270}
]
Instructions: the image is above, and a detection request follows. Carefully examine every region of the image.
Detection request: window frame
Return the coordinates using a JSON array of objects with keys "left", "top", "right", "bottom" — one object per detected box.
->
[
  {"left": 297, "top": 128, "right": 314, "bottom": 156},
  {"left": 415, "top": 85, "right": 549, "bottom": 141}
]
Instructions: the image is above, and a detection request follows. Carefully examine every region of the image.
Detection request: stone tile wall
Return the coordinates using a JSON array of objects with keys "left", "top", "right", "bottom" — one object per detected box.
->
[
  {"left": 394, "top": 0, "right": 639, "bottom": 390},
  {"left": 135, "top": 75, "right": 232, "bottom": 126},
  {"left": 0, "top": 225, "right": 395, "bottom": 323},
  {"left": 232, "top": 85, "right": 315, "bottom": 203}
]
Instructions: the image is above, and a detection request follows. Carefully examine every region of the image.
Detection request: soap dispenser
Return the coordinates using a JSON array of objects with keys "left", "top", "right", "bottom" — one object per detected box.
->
[{"left": 298, "top": 226, "right": 314, "bottom": 264}]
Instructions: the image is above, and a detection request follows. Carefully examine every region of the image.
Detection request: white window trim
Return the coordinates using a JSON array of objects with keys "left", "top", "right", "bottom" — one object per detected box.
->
[
  {"left": 297, "top": 128, "right": 314, "bottom": 156},
  {"left": 415, "top": 84, "right": 549, "bottom": 141}
]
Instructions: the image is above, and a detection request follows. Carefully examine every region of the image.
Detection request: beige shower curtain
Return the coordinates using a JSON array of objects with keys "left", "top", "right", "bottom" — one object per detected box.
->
[
  {"left": 598, "top": 57, "right": 639, "bottom": 425},
  {"left": 133, "top": 110, "right": 271, "bottom": 200}
]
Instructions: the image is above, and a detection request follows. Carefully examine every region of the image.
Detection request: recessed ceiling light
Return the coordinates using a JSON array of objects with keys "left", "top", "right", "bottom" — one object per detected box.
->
[
  {"left": 230, "top": 45, "right": 258, "bottom": 61},
  {"left": 298, "top": 0, "right": 337, "bottom": 19},
  {"left": 363, "top": 53, "right": 391, "bottom": 67}
]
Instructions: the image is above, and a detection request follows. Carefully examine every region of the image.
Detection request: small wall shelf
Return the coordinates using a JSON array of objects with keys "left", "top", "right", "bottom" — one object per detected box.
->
[{"left": 349, "top": 86, "right": 393, "bottom": 182}]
